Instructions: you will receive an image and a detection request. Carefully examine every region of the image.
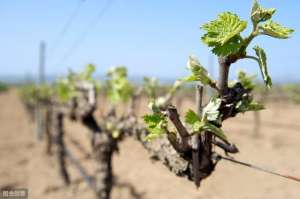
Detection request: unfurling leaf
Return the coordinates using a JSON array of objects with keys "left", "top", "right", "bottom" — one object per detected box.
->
[
  {"left": 202, "top": 97, "right": 222, "bottom": 122},
  {"left": 54, "top": 64, "right": 101, "bottom": 103},
  {"left": 107, "top": 66, "right": 133, "bottom": 103},
  {"left": 19, "top": 84, "right": 53, "bottom": 105},
  {"left": 81, "top": 64, "right": 96, "bottom": 81},
  {"left": 143, "top": 77, "right": 159, "bottom": 99},
  {"left": 253, "top": 46, "right": 272, "bottom": 88},
  {"left": 169, "top": 79, "right": 183, "bottom": 95},
  {"left": 212, "top": 36, "right": 242, "bottom": 56},
  {"left": 185, "top": 109, "right": 203, "bottom": 131},
  {"left": 81, "top": 64, "right": 101, "bottom": 92},
  {"left": 236, "top": 99, "right": 264, "bottom": 113},
  {"left": 155, "top": 97, "right": 168, "bottom": 108},
  {"left": 259, "top": 20, "right": 294, "bottom": 39},
  {"left": 201, "top": 12, "right": 247, "bottom": 54},
  {"left": 143, "top": 113, "right": 168, "bottom": 140},
  {"left": 147, "top": 100, "right": 161, "bottom": 113},
  {"left": 201, "top": 122, "right": 227, "bottom": 141},
  {"left": 251, "top": 0, "right": 276, "bottom": 23},
  {"left": 55, "top": 78, "right": 77, "bottom": 103},
  {"left": 184, "top": 109, "right": 227, "bottom": 141},
  {"left": 183, "top": 56, "right": 215, "bottom": 87},
  {"left": 237, "top": 70, "right": 256, "bottom": 90},
  {"left": 185, "top": 109, "right": 201, "bottom": 125},
  {"left": 107, "top": 66, "right": 127, "bottom": 78}
]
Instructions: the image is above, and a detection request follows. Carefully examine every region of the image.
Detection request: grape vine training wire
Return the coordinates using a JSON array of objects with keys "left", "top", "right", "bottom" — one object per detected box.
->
[
  {"left": 54, "top": 0, "right": 115, "bottom": 68},
  {"left": 50, "top": 0, "right": 87, "bottom": 56},
  {"left": 213, "top": 153, "right": 300, "bottom": 183}
]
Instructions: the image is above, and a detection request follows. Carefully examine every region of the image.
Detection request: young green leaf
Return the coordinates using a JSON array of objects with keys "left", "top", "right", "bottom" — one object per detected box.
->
[
  {"left": 184, "top": 109, "right": 204, "bottom": 132},
  {"left": 143, "top": 77, "right": 159, "bottom": 99},
  {"left": 212, "top": 36, "right": 242, "bottom": 56},
  {"left": 169, "top": 79, "right": 183, "bottom": 96},
  {"left": 236, "top": 99, "right": 264, "bottom": 113},
  {"left": 107, "top": 66, "right": 127, "bottom": 78},
  {"left": 38, "top": 84, "right": 54, "bottom": 101},
  {"left": 185, "top": 109, "right": 201, "bottom": 125},
  {"left": 107, "top": 66, "right": 133, "bottom": 103},
  {"left": 202, "top": 97, "right": 222, "bottom": 122},
  {"left": 259, "top": 20, "right": 294, "bottom": 39},
  {"left": 53, "top": 64, "right": 101, "bottom": 103},
  {"left": 253, "top": 46, "right": 272, "bottom": 88},
  {"left": 80, "top": 64, "right": 101, "bottom": 92},
  {"left": 144, "top": 114, "right": 165, "bottom": 128},
  {"left": 147, "top": 100, "right": 161, "bottom": 114},
  {"left": 143, "top": 113, "right": 168, "bottom": 140},
  {"left": 201, "top": 12, "right": 247, "bottom": 48},
  {"left": 184, "top": 109, "right": 201, "bottom": 128},
  {"left": 251, "top": 0, "right": 276, "bottom": 23},
  {"left": 55, "top": 78, "right": 77, "bottom": 102},
  {"left": 183, "top": 56, "right": 215, "bottom": 87},
  {"left": 19, "top": 84, "right": 54, "bottom": 105},
  {"left": 237, "top": 70, "right": 256, "bottom": 90},
  {"left": 80, "top": 64, "right": 96, "bottom": 81},
  {"left": 185, "top": 109, "right": 227, "bottom": 141},
  {"left": 201, "top": 122, "right": 228, "bottom": 141}
]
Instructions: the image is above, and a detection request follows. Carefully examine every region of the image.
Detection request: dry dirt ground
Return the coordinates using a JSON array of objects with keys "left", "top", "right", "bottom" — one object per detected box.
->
[{"left": 0, "top": 90, "right": 300, "bottom": 199}]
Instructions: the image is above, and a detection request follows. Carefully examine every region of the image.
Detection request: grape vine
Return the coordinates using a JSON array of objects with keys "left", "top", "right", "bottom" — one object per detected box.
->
[{"left": 17, "top": 1, "right": 294, "bottom": 199}]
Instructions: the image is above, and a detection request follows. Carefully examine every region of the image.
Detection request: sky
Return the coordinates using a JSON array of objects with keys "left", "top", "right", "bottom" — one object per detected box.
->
[{"left": 0, "top": 0, "right": 299, "bottom": 83}]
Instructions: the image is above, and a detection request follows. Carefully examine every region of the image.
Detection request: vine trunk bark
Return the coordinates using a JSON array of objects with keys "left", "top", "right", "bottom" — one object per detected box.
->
[
  {"left": 51, "top": 110, "right": 70, "bottom": 185},
  {"left": 82, "top": 115, "right": 115, "bottom": 199},
  {"left": 92, "top": 132, "right": 114, "bottom": 199}
]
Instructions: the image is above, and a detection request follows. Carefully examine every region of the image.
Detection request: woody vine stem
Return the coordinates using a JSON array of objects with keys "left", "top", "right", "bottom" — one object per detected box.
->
[
  {"left": 17, "top": 1, "right": 295, "bottom": 198},
  {"left": 143, "top": 0, "right": 294, "bottom": 187}
]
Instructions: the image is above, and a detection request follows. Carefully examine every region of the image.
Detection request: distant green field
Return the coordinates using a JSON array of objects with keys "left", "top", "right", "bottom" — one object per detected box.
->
[{"left": 0, "top": 82, "right": 9, "bottom": 92}]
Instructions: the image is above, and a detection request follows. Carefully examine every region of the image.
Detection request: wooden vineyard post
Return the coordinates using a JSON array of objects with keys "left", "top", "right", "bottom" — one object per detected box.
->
[{"left": 36, "top": 41, "right": 46, "bottom": 141}]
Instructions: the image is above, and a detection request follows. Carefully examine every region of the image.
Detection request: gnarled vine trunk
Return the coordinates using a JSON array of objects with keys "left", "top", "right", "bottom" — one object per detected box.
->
[
  {"left": 82, "top": 114, "right": 115, "bottom": 199},
  {"left": 51, "top": 110, "right": 70, "bottom": 185},
  {"left": 45, "top": 107, "right": 53, "bottom": 155},
  {"left": 92, "top": 132, "right": 115, "bottom": 199}
]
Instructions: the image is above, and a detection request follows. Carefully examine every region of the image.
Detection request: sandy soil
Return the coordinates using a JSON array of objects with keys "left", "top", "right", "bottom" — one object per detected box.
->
[{"left": 0, "top": 90, "right": 299, "bottom": 199}]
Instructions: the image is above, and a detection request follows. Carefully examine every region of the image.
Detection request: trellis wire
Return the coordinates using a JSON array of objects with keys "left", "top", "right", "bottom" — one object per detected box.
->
[{"left": 213, "top": 153, "right": 300, "bottom": 183}]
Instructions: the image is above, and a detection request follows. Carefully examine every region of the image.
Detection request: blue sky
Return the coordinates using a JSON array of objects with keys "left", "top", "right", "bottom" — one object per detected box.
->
[{"left": 0, "top": 0, "right": 299, "bottom": 83}]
